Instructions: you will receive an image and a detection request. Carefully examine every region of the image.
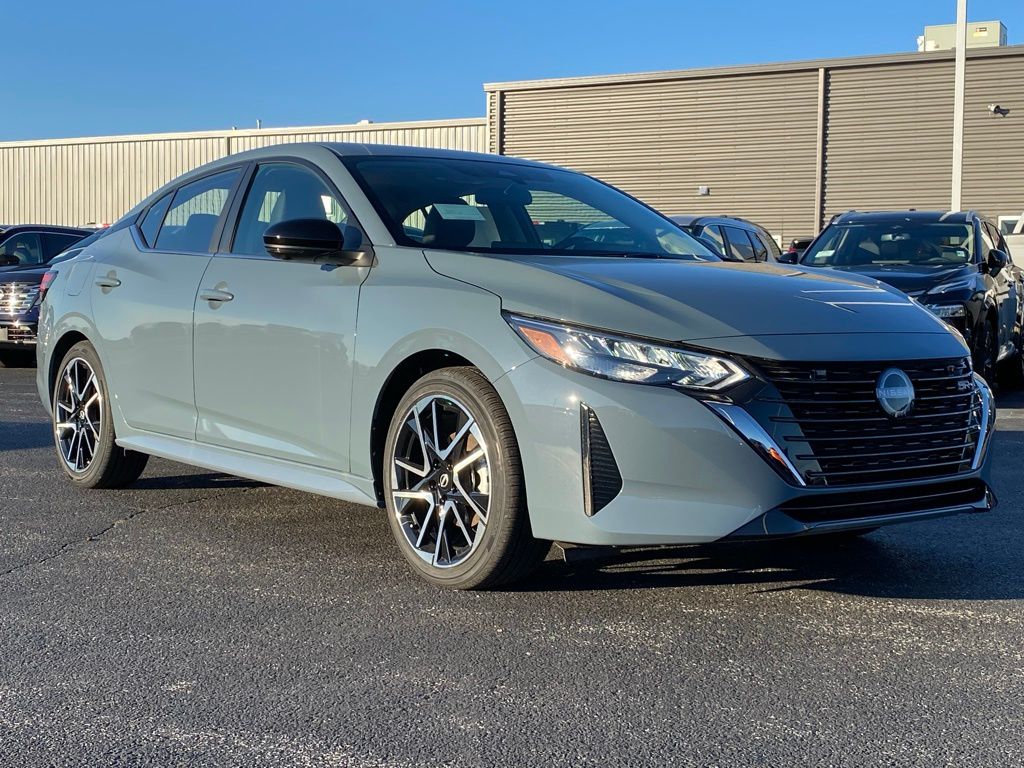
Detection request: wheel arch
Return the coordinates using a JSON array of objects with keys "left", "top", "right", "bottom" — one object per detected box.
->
[
  {"left": 369, "top": 348, "right": 474, "bottom": 505},
  {"left": 47, "top": 329, "right": 93, "bottom": 402}
]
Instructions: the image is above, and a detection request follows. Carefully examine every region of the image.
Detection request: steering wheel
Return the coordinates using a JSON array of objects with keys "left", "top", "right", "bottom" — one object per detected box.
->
[{"left": 550, "top": 235, "right": 604, "bottom": 251}]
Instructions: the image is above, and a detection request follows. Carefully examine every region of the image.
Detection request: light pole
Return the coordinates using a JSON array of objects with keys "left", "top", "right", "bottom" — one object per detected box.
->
[{"left": 950, "top": 0, "right": 967, "bottom": 212}]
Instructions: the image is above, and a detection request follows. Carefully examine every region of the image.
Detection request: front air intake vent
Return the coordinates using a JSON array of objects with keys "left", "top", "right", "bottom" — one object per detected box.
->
[{"left": 581, "top": 404, "right": 622, "bottom": 516}]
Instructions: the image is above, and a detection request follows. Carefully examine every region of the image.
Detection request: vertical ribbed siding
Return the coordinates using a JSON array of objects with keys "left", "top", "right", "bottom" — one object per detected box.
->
[
  {"left": 962, "top": 56, "right": 1024, "bottom": 220},
  {"left": 823, "top": 61, "right": 954, "bottom": 219},
  {"left": 0, "top": 119, "right": 486, "bottom": 227},
  {"left": 496, "top": 71, "right": 820, "bottom": 242}
]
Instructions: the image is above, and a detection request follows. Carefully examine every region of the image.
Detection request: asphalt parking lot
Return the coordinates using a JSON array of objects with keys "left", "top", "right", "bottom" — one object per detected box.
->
[{"left": 1, "top": 362, "right": 1023, "bottom": 767}]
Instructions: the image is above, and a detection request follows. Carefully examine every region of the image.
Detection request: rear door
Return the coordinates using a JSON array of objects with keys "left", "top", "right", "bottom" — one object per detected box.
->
[
  {"left": 192, "top": 159, "right": 369, "bottom": 470},
  {"left": 984, "top": 220, "right": 1020, "bottom": 355},
  {"left": 89, "top": 167, "right": 243, "bottom": 438}
]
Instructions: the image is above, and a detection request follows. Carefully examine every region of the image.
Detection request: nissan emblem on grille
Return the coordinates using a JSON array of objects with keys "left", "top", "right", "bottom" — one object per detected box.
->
[{"left": 875, "top": 368, "right": 915, "bottom": 418}]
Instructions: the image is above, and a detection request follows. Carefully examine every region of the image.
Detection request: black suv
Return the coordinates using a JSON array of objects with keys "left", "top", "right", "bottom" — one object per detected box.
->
[
  {"left": 670, "top": 215, "right": 781, "bottom": 263},
  {"left": 799, "top": 210, "right": 1022, "bottom": 385},
  {"left": 0, "top": 229, "right": 99, "bottom": 366},
  {"left": 0, "top": 225, "right": 92, "bottom": 269}
]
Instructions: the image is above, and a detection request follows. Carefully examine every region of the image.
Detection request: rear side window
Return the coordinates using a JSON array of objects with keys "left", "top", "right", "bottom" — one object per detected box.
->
[
  {"left": 0, "top": 232, "right": 43, "bottom": 265},
  {"left": 155, "top": 169, "right": 240, "bottom": 253},
  {"left": 697, "top": 224, "right": 726, "bottom": 256},
  {"left": 41, "top": 233, "right": 84, "bottom": 260},
  {"left": 723, "top": 226, "right": 756, "bottom": 262},
  {"left": 140, "top": 192, "right": 173, "bottom": 248}
]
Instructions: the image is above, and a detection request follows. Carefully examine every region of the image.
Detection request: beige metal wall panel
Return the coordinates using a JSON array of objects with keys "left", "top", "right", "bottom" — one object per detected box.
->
[
  {"left": 962, "top": 56, "right": 1024, "bottom": 221},
  {"left": 0, "top": 119, "right": 485, "bottom": 227},
  {"left": 823, "top": 60, "right": 954, "bottom": 219},
  {"left": 496, "top": 71, "right": 820, "bottom": 242}
]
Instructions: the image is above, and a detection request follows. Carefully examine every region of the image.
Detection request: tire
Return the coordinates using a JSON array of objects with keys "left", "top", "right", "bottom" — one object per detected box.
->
[
  {"left": 972, "top": 318, "right": 998, "bottom": 388},
  {"left": 383, "top": 366, "right": 548, "bottom": 589},
  {"left": 52, "top": 341, "right": 149, "bottom": 489}
]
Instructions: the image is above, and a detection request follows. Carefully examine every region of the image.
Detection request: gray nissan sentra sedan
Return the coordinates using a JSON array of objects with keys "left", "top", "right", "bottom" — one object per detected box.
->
[{"left": 36, "top": 144, "right": 996, "bottom": 588}]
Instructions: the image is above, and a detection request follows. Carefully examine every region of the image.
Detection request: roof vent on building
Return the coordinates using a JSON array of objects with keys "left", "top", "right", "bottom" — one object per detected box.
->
[{"left": 918, "top": 20, "right": 1007, "bottom": 51}]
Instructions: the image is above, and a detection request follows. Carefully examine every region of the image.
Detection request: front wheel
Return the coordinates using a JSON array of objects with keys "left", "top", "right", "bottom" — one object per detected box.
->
[
  {"left": 53, "top": 341, "right": 149, "bottom": 488},
  {"left": 972, "top": 319, "right": 998, "bottom": 388},
  {"left": 383, "top": 367, "right": 548, "bottom": 589}
]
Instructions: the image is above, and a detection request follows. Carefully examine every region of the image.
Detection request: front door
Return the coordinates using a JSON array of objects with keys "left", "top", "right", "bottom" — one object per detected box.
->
[
  {"left": 192, "top": 161, "right": 368, "bottom": 470},
  {"left": 90, "top": 168, "right": 241, "bottom": 438}
]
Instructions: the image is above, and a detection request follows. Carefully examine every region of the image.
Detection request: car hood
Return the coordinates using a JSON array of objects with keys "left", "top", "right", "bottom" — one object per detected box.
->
[
  {"left": 424, "top": 251, "right": 956, "bottom": 343},
  {"left": 814, "top": 262, "right": 978, "bottom": 295}
]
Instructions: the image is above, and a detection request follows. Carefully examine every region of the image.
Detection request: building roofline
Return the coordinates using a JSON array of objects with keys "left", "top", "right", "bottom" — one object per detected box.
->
[
  {"left": 0, "top": 117, "right": 486, "bottom": 150},
  {"left": 483, "top": 43, "right": 1024, "bottom": 92}
]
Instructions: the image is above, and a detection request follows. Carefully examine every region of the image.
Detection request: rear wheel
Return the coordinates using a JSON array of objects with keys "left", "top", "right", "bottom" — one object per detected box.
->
[
  {"left": 53, "top": 341, "right": 149, "bottom": 488},
  {"left": 383, "top": 367, "right": 548, "bottom": 589}
]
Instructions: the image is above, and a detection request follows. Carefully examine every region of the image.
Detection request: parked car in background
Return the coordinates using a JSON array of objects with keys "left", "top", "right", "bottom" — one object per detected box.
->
[
  {"left": 36, "top": 145, "right": 995, "bottom": 589},
  {"left": 669, "top": 215, "right": 781, "bottom": 263},
  {"left": 0, "top": 225, "right": 92, "bottom": 270},
  {"left": 779, "top": 237, "right": 814, "bottom": 263},
  {"left": 799, "top": 210, "right": 1023, "bottom": 385},
  {"left": 0, "top": 230, "right": 103, "bottom": 366}
]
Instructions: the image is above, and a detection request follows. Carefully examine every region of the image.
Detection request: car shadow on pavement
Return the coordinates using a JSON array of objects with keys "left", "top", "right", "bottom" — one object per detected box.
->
[
  {"left": 512, "top": 530, "right": 1024, "bottom": 601},
  {"left": 130, "top": 472, "right": 266, "bottom": 491},
  {"left": 0, "top": 421, "right": 53, "bottom": 451}
]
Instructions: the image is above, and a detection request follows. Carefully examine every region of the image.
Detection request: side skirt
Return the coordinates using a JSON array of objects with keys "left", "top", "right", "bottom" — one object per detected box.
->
[{"left": 117, "top": 433, "right": 377, "bottom": 506}]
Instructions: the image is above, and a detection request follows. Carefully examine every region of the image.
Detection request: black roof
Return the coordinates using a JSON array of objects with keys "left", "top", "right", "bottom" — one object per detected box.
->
[
  {"left": 0, "top": 224, "right": 94, "bottom": 237},
  {"left": 831, "top": 210, "right": 979, "bottom": 225},
  {"left": 669, "top": 214, "right": 765, "bottom": 231}
]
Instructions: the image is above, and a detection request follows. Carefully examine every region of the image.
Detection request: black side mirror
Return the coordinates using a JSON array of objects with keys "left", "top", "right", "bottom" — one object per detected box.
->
[
  {"left": 777, "top": 251, "right": 799, "bottom": 264},
  {"left": 263, "top": 219, "right": 367, "bottom": 265},
  {"left": 987, "top": 249, "right": 1008, "bottom": 276}
]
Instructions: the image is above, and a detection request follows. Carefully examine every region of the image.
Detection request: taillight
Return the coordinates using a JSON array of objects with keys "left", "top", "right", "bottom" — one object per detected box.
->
[{"left": 36, "top": 270, "right": 57, "bottom": 306}]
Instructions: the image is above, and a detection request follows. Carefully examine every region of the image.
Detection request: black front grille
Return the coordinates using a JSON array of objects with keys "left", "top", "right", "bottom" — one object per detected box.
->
[{"left": 751, "top": 357, "right": 982, "bottom": 487}]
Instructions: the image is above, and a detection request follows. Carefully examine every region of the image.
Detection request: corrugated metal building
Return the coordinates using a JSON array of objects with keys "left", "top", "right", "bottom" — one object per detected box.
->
[
  {"left": 486, "top": 45, "right": 1024, "bottom": 241},
  {"left": 0, "top": 118, "right": 486, "bottom": 227}
]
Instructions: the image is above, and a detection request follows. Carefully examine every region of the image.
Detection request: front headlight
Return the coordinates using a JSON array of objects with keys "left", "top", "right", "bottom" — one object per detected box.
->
[
  {"left": 924, "top": 303, "right": 967, "bottom": 319},
  {"left": 506, "top": 314, "right": 750, "bottom": 390}
]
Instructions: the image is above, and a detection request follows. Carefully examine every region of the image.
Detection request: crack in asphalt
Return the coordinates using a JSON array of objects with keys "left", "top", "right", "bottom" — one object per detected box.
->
[{"left": 0, "top": 486, "right": 263, "bottom": 580}]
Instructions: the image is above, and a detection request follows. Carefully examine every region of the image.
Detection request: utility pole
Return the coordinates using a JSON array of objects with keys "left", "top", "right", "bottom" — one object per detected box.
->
[{"left": 950, "top": 0, "right": 967, "bottom": 211}]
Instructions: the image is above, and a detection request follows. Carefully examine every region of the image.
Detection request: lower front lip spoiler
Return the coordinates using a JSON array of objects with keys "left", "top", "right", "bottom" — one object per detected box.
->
[{"left": 726, "top": 486, "right": 997, "bottom": 539}]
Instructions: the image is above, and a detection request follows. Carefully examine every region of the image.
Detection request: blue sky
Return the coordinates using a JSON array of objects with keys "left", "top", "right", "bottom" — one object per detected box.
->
[{"left": 3, "top": 0, "right": 1020, "bottom": 141}]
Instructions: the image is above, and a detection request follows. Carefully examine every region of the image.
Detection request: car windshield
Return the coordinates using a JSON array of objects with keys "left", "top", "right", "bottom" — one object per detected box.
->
[
  {"left": 341, "top": 155, "right": 718, "bottom": 260},
  {"left": 802, "top": 222, "right": 975, "bottom": 268}
]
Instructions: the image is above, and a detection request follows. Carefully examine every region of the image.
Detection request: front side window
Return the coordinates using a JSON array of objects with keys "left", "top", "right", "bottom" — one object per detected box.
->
[
  {"left": 756, "top": 230, "right": 780, "bottom": 258},
  {"left": 343, "top": 156, "right": 717, "bottom": 260},
  {"left": 696, "top": 224, "right": 726, "bottom": 257},
  {"left": 802, "top": 222, "right": 975, "bottom": 268},
  {"left": 0, "top": 232, "right": 43, "bottom": 265},
  {"left": 155, "top": 169, "right": 240, "bottom": 253},
  {"left": 231, "top": 163, "right": 348, "bottom": 257}
]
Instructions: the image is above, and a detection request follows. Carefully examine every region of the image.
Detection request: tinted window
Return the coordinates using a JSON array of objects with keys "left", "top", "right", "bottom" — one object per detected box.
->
[
  {"left": 697, "top": 224, "right": 726, "bottom": 256},
  {"left": 232, "top": 163, "right": 348, "bottom": 256},
  {"left": 747, "top": 230, "right": 768, "bottom": 262},
  {"left": 0, "top": 232, "right": 43, "bottom": 265},
  {"left": 723, "top": 226, "right": 756, "bottom": 262},
  {"left": 756, "top": 230, "right": 781, "bottom": 258},
  {"left": 802, "top": 223, "right": 975, "bottom": 267},
  {"left": 343, "top": 156, "right": 717, "bottom": 260},
  {"left": 155, "top": 170, "right": 240, "bottom": 253},
  {"left": 140, "top": 192, "right": 173, "bottom": 247},
  {"left": 41, "top": 233, "right": 85, "bottom": 260},
  {"left": 980, "top": 223, "right": 994, "bottom": 259}
]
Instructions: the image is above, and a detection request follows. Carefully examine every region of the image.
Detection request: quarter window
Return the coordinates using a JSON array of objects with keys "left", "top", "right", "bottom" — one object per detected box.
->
[
  {"left": 155, "top": 169, "right": 240, "bottom": 253},
  {"left": 140, "top": 192, "right": 173, "bottom": 247},
  {"left": 231, "top": 163, "right": 348, "bottom": 257}
]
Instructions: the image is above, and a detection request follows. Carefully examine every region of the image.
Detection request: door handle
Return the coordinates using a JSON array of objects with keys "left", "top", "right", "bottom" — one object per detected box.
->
[
  {"left": 95, "top": 272, "right": 121, "bottom": 289},
  {"left": 199, "top": 287, "right": 234, "bottom": 304}
]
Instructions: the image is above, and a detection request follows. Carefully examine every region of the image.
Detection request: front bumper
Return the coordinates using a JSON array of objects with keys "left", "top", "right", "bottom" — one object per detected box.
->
[
  {"left": 0, "top": 320, "right": 38, "bottom": 349},
  {"left": 495, "top": 356, "right": 996, "bottom": 546}
]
